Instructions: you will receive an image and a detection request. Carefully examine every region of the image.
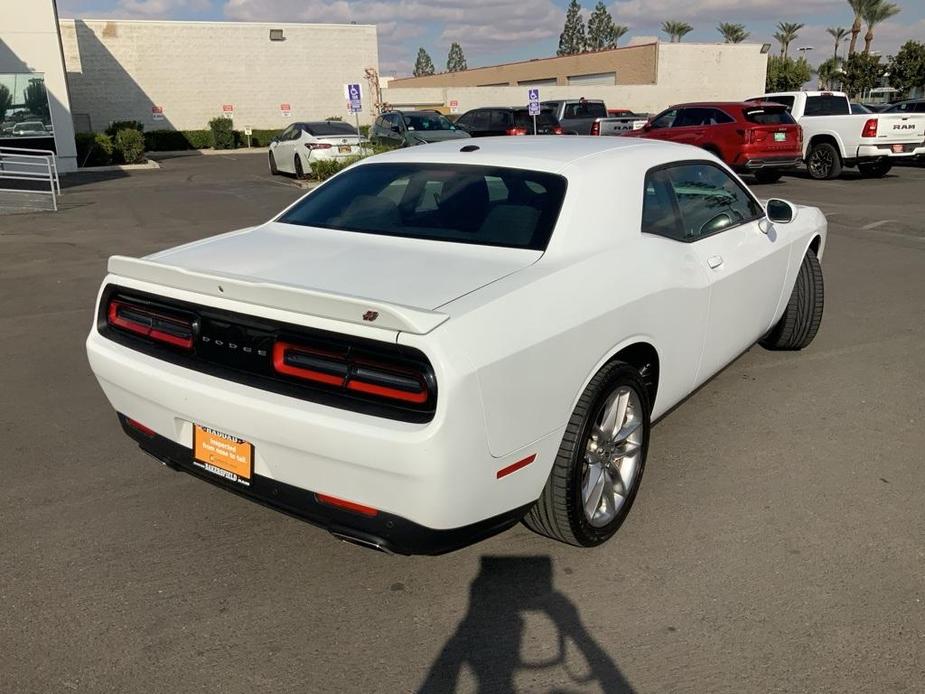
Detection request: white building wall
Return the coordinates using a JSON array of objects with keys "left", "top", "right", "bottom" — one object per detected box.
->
[
  {"left": 59, "top": 19, "right": 379, "bottom": 132},
  {"left": 384, "top": 43, "right": 768, "bottom": 116},
  {"left": 1, "top": 0, "right": 78, "bottom": 171}
]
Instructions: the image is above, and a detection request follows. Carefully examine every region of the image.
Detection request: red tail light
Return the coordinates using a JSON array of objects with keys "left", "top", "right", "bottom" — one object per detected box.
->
[
  {"left": 862, "top": 118, "right": 878, "bottom": 138},
  {"left": 590, "top": 120, "right": 600, "bottom": 136},
  {"left": 305, "top": 142, "right": 333, "bottom": 150},
  {"left": 505, "top": 128, "right": 527, "bottom": 136},
  {"left": 126, "top": 417, "right": 156, "bottom": 437},
  {"left": 553, "top": 127, "right": 563, "bottom": 135},
  {"left": 107, "top": 299, "right": 194, "bottom": 349},
  {"left": 273, "top": 340, "right": 432, "bottom": 405},
  {"left": 316, "top": 493, "right": 378, "bottom": 517}
]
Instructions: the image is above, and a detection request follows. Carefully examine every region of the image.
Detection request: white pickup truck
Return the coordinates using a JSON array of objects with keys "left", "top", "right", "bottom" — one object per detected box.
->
[{"left": 750, "top": 91, "right": 925, "bottom": 179}]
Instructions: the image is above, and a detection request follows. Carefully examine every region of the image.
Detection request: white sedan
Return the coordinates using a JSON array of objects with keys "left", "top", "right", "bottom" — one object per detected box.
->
[
  {"left": 86, "top": 137, "right": 826, "bottom": 554},
  {"left": 268, "top": 120, "right": 366, "bottom": 178}
]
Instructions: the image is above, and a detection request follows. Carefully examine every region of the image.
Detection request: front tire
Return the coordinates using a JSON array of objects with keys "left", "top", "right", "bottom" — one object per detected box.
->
[
  {"left": 807, "top": 142, "right": 842, "bottom": 180},
  {"left": 857, "top": 160, "right": 892, "bottom": 178},
  {"left": 754, "top": 169, "right": 783, "bottom": 184},
  {"left": 760, "top": 249, "right": 824, "bottom": 351},
  {"left": 524, "top": 362, "right": 650, "bottom": 547}
]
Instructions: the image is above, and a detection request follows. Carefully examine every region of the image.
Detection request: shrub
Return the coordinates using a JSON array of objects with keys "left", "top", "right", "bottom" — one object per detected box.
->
[
  {"left": 105, "top": 120, "right": 143, "bottom": 138},
  {"left": 209, "top": 117, "right": 235, "bottom": 150},
  {"left": 143, "top": 129, "right": 212, "bottom": 151},
  {"left": 310, "top": 155, "right": 364, "bottom": 181},
  {"left": 184, "top": 129, "right": 213, "bottom": 149},
  {"left": 358, "top": 124, "right": 370, "bottom": 137},
  {"left": 75, "top": 132, "right": 113, "bottom": 167},
  {"left": 114, "top": 128, "right": 145, "bottom": 164}
]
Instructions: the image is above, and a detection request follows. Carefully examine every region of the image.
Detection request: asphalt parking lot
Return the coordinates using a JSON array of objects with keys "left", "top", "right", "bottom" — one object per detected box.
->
[{"left": 1, "top": 152, "right": 923, "bottom": 693}]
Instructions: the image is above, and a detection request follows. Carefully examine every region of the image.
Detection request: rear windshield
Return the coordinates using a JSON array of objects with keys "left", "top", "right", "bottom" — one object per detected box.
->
[
  {"left": 742, "top": 106, "right": 796, "bottom": 125},
  {"left": 304, "top": 122, "right": 357, "bottom": 136},
  {"left": 563, "top": 101, "right": 608, "bottom": 119},
  {"left": 513, "top": 110, "right": 559, "bottom": 128},
  {"left": 804, "top": 95, "right": 850, "bottom": 116},
  {"left": 278, "top": 163, "right": 567, "bottom": 250},
  {"left": 403, "top": 113, "right": 455, "bottom": 131},
  {"left": 758, "top": 96, "right": 795, "bottom": 111}
]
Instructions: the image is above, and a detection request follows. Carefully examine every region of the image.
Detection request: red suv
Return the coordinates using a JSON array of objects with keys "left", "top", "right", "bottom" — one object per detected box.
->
[{"left": 624, "top": 101, "right": 803, "bottom": 183}]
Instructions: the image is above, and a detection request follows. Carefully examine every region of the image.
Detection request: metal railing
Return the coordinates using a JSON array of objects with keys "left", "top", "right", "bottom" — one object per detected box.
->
[{"left": 0, "top": 146, "right": 61, "bottom": 212}]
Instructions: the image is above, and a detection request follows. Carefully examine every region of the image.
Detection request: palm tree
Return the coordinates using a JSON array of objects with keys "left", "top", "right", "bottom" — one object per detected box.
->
[
  {"left": 717, "top": 22, "right": 749, "bottom": 43},
  {"left": 826, "top": 27, "right": 849, "bottom": 62},
  {"left": 774, "top": 21, "right": 804, "bottom": 58},
  {"left": 862, "top": 0, "right": 900, "bottom": 54},
  {"left": 847, "top": 0, "right": 871, "bottom": 55},
  {"left": 816, "top": 56, "right": 843, "bottom": 89},
  {"left": 611, "top": 25, "right": 629, "bottom": 47},
  {"left": 661, "top": 20, "right": 693, "bottom": 43}
]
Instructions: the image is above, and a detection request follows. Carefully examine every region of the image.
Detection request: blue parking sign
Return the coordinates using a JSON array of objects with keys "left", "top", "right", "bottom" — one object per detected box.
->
[
  {"left": 528, "top": 88, "right": 540, "bottom": 116},
  {"left": 344, "top": 83, "right": 363, "bottom": 113},
  {"left": 528, "top": 88, "right": 540, "bottom": 102}
]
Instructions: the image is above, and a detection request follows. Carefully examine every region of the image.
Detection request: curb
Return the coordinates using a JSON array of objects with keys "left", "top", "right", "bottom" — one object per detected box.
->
[
  {"left": 71, "top": 160, "right": 161, "bottom": 173},
  {"left": 147, "top": 148, "right": 267, "bottom": 159}
]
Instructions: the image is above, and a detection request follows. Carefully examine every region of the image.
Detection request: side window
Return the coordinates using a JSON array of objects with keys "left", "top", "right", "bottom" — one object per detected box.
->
[
  {"left": 385, "top": 114, "right": 402, "bottom": 131},
  {"left": 279, "top": 125, "right": 295, "bottom": 140},
  {"left": 666, "top": 163, "right": 764, "bottom": 240},
  {"left": 491, "top": 110, "right": 512, "bottom": 129},
  {"left": 470, "top": 110, "right": 491, "bottom": 129},
  {"left": 641, "top": 169, "right": 683, "bottom": 240},
  {"left": 710, "top": 108, "right": 735, "bottom": 124},
  {"left": 674, "top": 108, "right": 710, "bottom": 127},
  {"left": 650, "top": 109, "right": 677, "bottom": 129}
]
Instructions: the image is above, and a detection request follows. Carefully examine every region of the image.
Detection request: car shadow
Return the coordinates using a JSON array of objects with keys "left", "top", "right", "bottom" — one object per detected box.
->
[{"left": 418, "top": 556, "right": 635, "bottom": 694}]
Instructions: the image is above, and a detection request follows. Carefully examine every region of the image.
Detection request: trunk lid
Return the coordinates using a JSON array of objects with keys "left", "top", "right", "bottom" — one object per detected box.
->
[{"left": 869, "top": 113, "right": 925, "bottom": 143}]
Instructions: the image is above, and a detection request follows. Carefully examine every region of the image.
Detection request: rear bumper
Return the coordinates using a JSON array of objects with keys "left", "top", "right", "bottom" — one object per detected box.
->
[
  {"left": 120, "top": 414, "right": 531, "bottom": 555},
  {"left": 856, "top": 142, "right": 925, "bottom": 159},
  {"left": 737, "top": 156, "right": 803, "bottom": 170}
]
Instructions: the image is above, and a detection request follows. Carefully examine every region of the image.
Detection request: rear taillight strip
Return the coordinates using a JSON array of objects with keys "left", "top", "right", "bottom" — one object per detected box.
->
[{"left": 108, "top": 300, "right": 194, "bottom": 349}]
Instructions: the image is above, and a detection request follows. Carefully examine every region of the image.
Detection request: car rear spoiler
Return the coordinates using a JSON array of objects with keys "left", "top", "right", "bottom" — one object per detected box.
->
[{"left": 107, "top": 255, "right": 449, "bottom": 335}]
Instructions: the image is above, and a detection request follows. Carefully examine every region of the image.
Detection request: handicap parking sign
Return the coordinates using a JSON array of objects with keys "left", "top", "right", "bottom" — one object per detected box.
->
[{"left": 344, "top": 83, "right": 363, "bottom": 113}]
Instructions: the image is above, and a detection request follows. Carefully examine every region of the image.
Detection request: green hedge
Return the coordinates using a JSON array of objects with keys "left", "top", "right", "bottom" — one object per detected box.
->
[
  {"left": 75, "top": 132, "right": 113, "bottom": 167},
  {"left": 209, "top": 117, "right": 235, "bottom": 150},
  {"left": 143, "top": 129, "right": 211, "bottom": 151}
]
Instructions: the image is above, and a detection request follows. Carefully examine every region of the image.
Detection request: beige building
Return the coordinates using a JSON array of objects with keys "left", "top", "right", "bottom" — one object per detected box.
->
[
  {"left": 385, "top": 43, "right": 770, "bottom": 116},
  {"left": 59, "top": 19, "right": 380, "bottom": 132},
  {"left": 391, "top": 43, "right": 658, "bottom": 88}
]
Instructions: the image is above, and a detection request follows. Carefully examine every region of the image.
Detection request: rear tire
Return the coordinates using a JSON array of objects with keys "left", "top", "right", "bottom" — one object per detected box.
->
[
  {"left": 857, "top": 160, "right": 892, "bottom": 178},
  {"left": 760, "top": 249, "right": 824, "bottom": 351},
  {"left": 754, "top": 169, "right": 783, "bottom": 184},
  {"left": 807, "top": 142, "right": 842, "bottom": 180},
  {"left": 268, "top": 151, "right": 278, "bottom": 175},
  {"left": 524, "top": 361, "right": 650, "bottom": 547}
]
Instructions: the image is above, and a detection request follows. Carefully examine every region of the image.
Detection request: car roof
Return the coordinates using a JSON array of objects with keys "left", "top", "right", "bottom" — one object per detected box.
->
[
  {"left": 676, "top": 101, "right": 782, "bottom": 109},
  {"left": 360, "top": 135, "right": 686, "bottom": 173}
]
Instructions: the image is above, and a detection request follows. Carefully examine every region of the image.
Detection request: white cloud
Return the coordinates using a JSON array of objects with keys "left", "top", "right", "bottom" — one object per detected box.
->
[
  {"left": 59, "top": 0, "right": 211, "bottom": 19},
  {"left": 611, "top": 0, "right": 843, "bottom": 23}
]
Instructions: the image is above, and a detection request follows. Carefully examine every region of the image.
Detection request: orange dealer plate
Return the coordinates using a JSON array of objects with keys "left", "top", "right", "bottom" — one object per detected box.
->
[{"left": 192, "top": 425, "right": 253, "bottom": 487}]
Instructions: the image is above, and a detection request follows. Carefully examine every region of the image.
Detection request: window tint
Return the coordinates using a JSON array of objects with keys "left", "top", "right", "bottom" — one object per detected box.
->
[
  {"left": 804, "top": 95, "right": 850, "bottom": 116},
  {"left": 674, "top": 108, "right": 731, "bottom": 127},
  {"left": 759, "top": 96, "right": 795, "bottom": 111},
  {"left": 513, "top": 109, "right": 558, "bottom": 128},
  {"left": 742, "top": 106, "right": 796, "bottom": 124},
  {"left": 278, "top": 163, "right": 568, "bottom": 250},
  {"left": 403, "top": 112, "right": 455, "bottom": 131},
  {"left": 490, "top": 110, "right": 513, "bottom": 129},
  {"left": 304, "top": 121, "right": 357, "bottom": 136},
  {"left": 384, "top": 113, "right": 403, "bottom": 130},
  {"left": 650, "top": 109, "right": 677, "bottom": 128},
  {"left": 469, "top": 110, "right": 491, "bottom": 129},
  {"left": 667, "top": 164, "right": 763, "bottom": 240},
  {"left": 641, "top": 169, "right": 682, "bottom": 239}
]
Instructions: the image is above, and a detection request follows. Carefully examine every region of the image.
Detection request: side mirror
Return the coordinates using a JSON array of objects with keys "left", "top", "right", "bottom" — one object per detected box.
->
[{"left": 766, "top": 198, "right": 796, "bottom": 224}]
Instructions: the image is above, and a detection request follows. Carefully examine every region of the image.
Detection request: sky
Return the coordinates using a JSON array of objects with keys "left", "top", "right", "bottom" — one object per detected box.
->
[{"left": 57, "top": 0, "right": 925, "bottom": 76}]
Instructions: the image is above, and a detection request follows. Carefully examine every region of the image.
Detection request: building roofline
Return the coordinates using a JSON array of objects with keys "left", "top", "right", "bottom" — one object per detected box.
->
[{"left": 58, "top": 17, "right": 376, "bottom": 29}]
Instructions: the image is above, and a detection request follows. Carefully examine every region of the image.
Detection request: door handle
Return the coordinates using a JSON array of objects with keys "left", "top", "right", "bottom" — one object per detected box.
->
[{"left": 707, "top": 255, "right": 724, "bottom": 269}]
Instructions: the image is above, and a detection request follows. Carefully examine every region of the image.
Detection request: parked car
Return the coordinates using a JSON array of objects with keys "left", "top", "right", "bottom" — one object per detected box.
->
[
  {"left": 268, "top": 121, "right": 365, "bottom": 178},
  {"left": 10, "top": 121, "right": 49, "bottom": 136},
  {"left": 881, "top": 99, "right": 925, "bottom": 114},
  {"left": 749, "top": 91, "right": 925, "bottom": 179},
  {"left": 454, "top": 106, "right": 563, "bottom": 136},
  {"left": 369, "top": 110, "right": 469, "bottom": 148},
  {"left": 851, "top": 102, "right": 873, "bottom": 114},
  {"left": 87, "top": 138, "right": 827, "bottom": 554},
  {"left": 623, "top": 101, "right": 803, "bottom": 183},
  {"left": 541, "top": 98, "right": 642, "bottom": 135},
  {"left": 860, "top": 102, "right": 891, "bottom": 112}
]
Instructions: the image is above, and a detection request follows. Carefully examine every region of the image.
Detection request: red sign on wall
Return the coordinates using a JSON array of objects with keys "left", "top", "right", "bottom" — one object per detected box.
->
[{"left": 222, "top": 104, "right": 234, "bottom": 112}]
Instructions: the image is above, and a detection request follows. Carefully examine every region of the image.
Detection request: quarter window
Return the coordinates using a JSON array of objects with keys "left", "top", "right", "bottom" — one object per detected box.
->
[{"left": 650, "top": 109, "right": 678, "bottom": 129}]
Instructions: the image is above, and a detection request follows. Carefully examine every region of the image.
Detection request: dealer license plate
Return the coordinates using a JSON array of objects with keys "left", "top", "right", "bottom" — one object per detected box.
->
[
  {"left": 338, "top": 145, "right": 352, "bottom": 153},
  {"left": 193, "top": 425, "right": 253, "bottom": 487},
  {"left": 774, "top": 132, "right": 787, "bottom": 142}
]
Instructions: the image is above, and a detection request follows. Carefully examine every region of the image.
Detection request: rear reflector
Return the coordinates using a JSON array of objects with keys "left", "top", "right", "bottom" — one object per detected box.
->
[
  {"left": 316, "top": 493, "right": 379, "bottom": 517},
  {"left": 862, "top": 118, "right": 878, "bottom": 138},
  {"left": 126, "top": 417, "right": 156, "bottom": 437},
  {"left": 496, "top": 454, "right": 537, "bottom": 479},
  {"left": 107, "top": 299, "right": 194, "bottom": 349},
  {"left": 505, "top": 128, "right": 528, "bottom": 136}
]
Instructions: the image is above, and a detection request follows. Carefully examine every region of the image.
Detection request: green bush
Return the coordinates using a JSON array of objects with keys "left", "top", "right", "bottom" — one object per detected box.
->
[
  {"left": 143, "top": 129, "right": 211, "bottom": 151},
  {"left": 105, "top": 120, "right": 143, "bottom": 138},
  {"left": 75, "top": 132, "right": 113, "bottom": 167},
  {"left": 235, "top": 129, "right": 282, "bottom": 148},
  {"left": 209, "top": 117, "right": 235, "bottom": 150},
  {"left": 310, "top": 155, "right": 365, "bottom": 181},
  {"left": 114, "top": 128, "right": 145, "bottom": 164},
  {"left": 358, "top": 125, "right": 370, "bottom": 137},
  {"left": 185, "top": 129, "right": 213, "bottom": 149}
]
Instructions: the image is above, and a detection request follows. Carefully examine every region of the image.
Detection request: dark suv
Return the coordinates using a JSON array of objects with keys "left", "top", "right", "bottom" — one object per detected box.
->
[
  {"left": 369, "top": 110, "right": 469, "bottom": 148},
  {"left": 454, "top": 107, "right": 563, "bottom": 136}
]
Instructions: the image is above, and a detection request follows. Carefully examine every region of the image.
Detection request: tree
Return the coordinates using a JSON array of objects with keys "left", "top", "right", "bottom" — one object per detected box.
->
[
  {"left": 816, "top": 56, "right": 843, "bottom": 89},
  {"left": 413, "top": 48, "right": 435, "bottom": 77},
  {"left": 587, "top": 1, "right": 618, "bottom": 51},
  {"left": 609, "top": 24, "right": 629, "bottom": 48},
  {"left": 826, "top": 26, "right": 849, "bottom": 62},
  {"left": 765, "top": 55, "right": 812, "bottom": 92},
  {"left": 24, "top": 78, "right": 50, "bottom": 121},
  {"left": 0, "top": 84, "right": 11, "bottom": 124},
  {"left": 717, "top": 23, "right": 749, "bottom": 44},
  {"left": 558, "top": 0, "right": 587, "bottom": 56},
  {"left": 446, "top": 42, "right": 467, "bottom": 72},
  {"left": 862, "top": 0, "right": 900, "bottom": 54},
  {"left": 773, "top": 22, "right": 804, "bottom": 59},
  {"left": 847, "top": 0, "right": 871, "bottom": 56},
  {"left": 661, "top": 20, "right": 693, "bottom": 43},
  {"left": 887, "top": 40, "right": 925, "bottom": 97},
  {"left": 841, "top": 51, "right": 884, "bottom": 98}
]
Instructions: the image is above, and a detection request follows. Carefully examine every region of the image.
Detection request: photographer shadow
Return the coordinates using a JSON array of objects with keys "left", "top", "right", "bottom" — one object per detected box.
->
[{"left": 419, "top": 556, "right": 634, "bottom": 694}]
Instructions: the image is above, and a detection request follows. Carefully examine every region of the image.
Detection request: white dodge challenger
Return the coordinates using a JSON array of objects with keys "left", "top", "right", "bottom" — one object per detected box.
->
[{"left": 86, "top": 137, "right": 826, "bottom": 554}]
